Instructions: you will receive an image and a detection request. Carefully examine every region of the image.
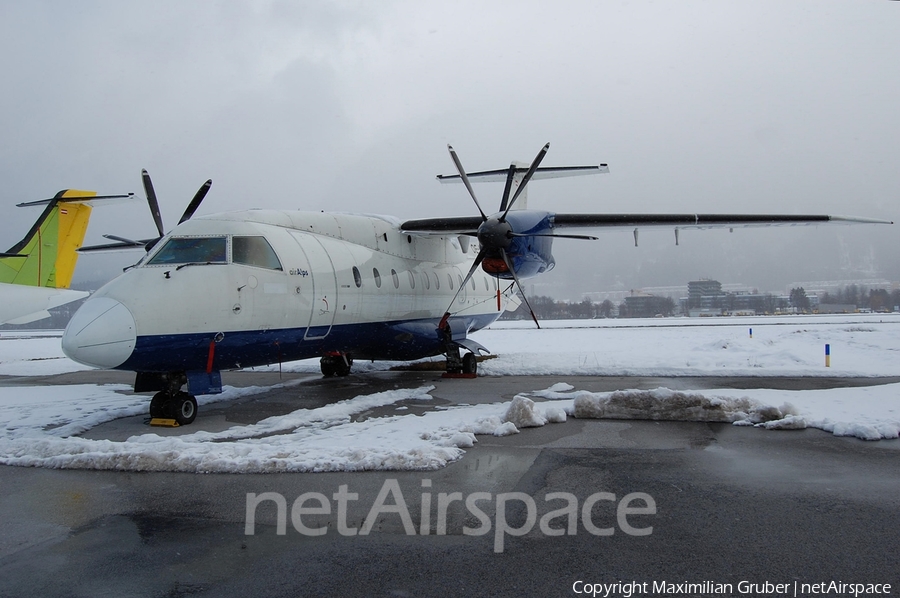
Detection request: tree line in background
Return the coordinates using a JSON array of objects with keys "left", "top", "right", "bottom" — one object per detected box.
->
[
  {"left": 503, "top": 295, "right": 675, "bottom": 320},
  {"left": 505, "top": 284, "right": 900, "bottom": 321},
  {"left": 816, "top": 284, "right": 900, "bottom": 312}
]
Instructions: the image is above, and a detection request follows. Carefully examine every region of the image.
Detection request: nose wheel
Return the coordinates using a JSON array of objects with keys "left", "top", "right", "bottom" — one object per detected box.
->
[{"left": 150, "top": 390, "right": 198, "bottom": 425}]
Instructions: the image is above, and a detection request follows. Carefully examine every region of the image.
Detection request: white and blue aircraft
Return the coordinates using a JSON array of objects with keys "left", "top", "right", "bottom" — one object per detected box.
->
[{"left": 61, "top": 144, "right": 891, "bottom": 425}]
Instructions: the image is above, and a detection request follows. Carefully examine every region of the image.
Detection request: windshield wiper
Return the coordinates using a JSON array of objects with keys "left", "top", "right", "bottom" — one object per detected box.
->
[{"left": 175, "top": 261, "right": 225, "bottom": 271}]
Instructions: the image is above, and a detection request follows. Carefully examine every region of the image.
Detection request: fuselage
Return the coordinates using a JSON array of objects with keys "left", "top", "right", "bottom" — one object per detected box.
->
[{"left": 62, "top": 210, "right": 523, "bottom": 375}]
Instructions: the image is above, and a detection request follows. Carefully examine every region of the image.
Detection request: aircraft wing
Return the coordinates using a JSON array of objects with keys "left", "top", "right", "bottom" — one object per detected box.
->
[
  {"left": 401, "top": 213, "right": 892, "bottom": 236},
  {"left": 401, "top": 216, "right": 483, "bottom": 235},
  {"left": 550, "top": 213, "right": 893, "bottom": 229},
  {"left": 436, "top": 165, "right": 608, "bottom": 184}
]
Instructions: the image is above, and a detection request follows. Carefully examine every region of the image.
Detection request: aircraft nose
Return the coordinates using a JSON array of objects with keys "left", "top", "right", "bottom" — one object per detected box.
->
[{"left": 62, "top": 297, "right": 137, "bottom": 368}]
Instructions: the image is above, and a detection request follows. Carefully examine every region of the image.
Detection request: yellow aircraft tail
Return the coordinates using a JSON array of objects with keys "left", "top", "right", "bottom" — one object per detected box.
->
[{"left": 0, "top": 190, "right": 97, "bottom": 289}]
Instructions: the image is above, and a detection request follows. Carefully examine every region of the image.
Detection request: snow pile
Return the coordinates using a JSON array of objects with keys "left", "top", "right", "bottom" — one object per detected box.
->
[
  {"left": 528, "top": 383, "right": 900, "bottom": 441},
  {"left": 570, "top": 387, "right": 798, "bottom": 425},
  {"left": 759, "top": 415, "right": 808, "bottom": 431},
  {"left": 504, "top": 396, "right": 548, "bottom": 428}
]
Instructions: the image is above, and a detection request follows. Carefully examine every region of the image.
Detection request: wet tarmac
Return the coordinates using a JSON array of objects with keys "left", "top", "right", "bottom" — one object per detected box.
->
[{"left": 1, "top": 370, "right": 898, "bottom": 597}]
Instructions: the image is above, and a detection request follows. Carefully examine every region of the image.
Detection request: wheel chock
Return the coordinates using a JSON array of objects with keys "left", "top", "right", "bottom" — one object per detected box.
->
[{"left": 149, "top": 418, "right": 180, "bottom": 427}]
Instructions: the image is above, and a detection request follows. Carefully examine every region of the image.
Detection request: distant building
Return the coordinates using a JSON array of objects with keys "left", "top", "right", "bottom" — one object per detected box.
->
[
  {"left": 685, "top": 279, "right": 791, "bottom": 316},
  {"left": 688, "top": 279, "right": 722, "bottom": 299},
  {"left": 687, "top": 279, "right": 727, "bottom": 315}
]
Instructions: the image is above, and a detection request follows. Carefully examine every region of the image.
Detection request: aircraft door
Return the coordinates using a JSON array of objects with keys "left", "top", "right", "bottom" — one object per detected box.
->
[{"left": 289, "top": 232, "right": 337, "bottom": 340}]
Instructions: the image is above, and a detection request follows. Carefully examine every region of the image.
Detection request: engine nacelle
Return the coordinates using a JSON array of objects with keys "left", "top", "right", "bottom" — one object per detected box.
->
[{"left": 480, "top": 210, "right": 556, "bottom": 280}]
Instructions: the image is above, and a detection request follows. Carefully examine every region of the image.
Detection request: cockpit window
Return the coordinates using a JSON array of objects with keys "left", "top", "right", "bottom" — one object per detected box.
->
[
  {"left": 233, "top": 236, "right": 283, "bottom": 271},
  {"left": 148, "top": 237, "right": 227, "bottom": 265}
]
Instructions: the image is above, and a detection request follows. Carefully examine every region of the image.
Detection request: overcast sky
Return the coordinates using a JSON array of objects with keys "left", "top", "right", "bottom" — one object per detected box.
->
[{"left": 1, "top": 1, "right": 897, "bottom": 297}]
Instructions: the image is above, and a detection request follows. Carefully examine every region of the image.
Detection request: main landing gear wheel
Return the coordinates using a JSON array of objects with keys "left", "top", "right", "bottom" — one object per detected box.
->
[
  {"left": 149, "top": 390, "right": 197, "bottom": 425},
  {"left": 320, "top": 353, "right": 353, "bottom": 377},
  {"left": 462, "top": 352, "right": 477, "bottom": 375}
]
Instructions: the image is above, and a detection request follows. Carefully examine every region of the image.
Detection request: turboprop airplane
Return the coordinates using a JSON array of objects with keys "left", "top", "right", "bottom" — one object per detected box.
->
[
  {"left": 1, "top": 189, "right": 133, "bottom": 325},
  {"left": 61, "top": 144, "right": 892, "bottom": 425}
]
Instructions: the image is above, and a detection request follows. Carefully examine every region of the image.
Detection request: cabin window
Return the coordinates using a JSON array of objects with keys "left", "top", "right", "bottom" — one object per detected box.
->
[
  {"left": 373, "top": 268, "right": 382, "bottom": 288},
  {"left": 423, "top": 272, "right": 430, "bottom": 290},
  {"left": 484, "top": 277, "right": 489, "bottom": 291},
  {"left": 148, "top": 236, "right": 227, "bottom": 265},
  {"left": 391, "top": 269, "right": 399, "bottom": 289},
  {"left": 233, "top": 236, "right": 283, "bottom": 270},
  {"left": 447, "top": 273, "right": 454, "bottom": 290},
  {"left": 353, "top": 266, "right": 362, "bottom": 288},
  {"left": 408, "top": 271, "right": 415, "bottom": 289},
  {"left": 470, "top": 277, "right": 476, "bottom": 291}
]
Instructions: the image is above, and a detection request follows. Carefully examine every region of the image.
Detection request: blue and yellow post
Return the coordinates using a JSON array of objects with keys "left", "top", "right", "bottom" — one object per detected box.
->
[{"left": 825, "top": 344, "right": 831, "bottom": 367}]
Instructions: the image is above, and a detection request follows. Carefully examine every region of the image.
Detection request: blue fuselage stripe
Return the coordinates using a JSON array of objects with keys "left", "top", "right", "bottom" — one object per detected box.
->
[{"left": 118, "top": 313, "right": 500, "bottom": 372}]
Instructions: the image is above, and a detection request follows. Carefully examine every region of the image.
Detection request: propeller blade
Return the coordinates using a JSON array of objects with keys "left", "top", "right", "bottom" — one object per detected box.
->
[
  {"left": 178, "top": 179, "right": 212, "bottom": 225},
  {"left": 141, "top": 169, "right": 165, "bottom": 238},
  {"left": 509, "top": 232, "right": 599, "bottom": 241},
  {"left": 498, "top": 164, "right": 516, "bottom": 213},
  {"left": 444, "top": 247, "right": 489, "bottom": 314},
  {"left": 448, "top": 145, "right": 488, "bottom": 221},
  {"left": 500, "top": 248, "right": 541, "bottom": 329},
  {"left": 501, "top": 142, "right": 549, "bottom": 221}
]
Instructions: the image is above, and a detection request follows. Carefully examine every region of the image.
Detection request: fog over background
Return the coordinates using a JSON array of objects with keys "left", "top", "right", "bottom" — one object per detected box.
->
[{"left": 1, "top": 1, "right": 897, "bottom": 300}]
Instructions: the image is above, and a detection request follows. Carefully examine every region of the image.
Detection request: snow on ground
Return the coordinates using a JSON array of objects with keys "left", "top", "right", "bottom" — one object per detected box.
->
[
  {"left": 0, "top": 331, "right": 92, "bottom": 376},
  {"left": 475, "top": 314, "right": 900, "bottom": 377},
  {"left": 0, "top": 315, "right": 898, "bottom": 472}
]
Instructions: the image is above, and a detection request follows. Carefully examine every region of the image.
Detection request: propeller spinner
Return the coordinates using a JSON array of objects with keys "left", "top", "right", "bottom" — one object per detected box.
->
[{"left": 444, "top": 143, "right": 571, "bottom": 329}]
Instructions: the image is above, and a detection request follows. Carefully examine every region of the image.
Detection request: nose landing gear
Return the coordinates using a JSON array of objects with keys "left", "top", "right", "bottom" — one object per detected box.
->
[{"left": 149, "top": 390, "right": 198, "bottom": 426}]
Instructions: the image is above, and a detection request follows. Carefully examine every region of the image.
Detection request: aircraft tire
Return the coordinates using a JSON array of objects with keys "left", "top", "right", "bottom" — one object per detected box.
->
[
  {"left": 172, "top": 392, "right": 198, "bottom": 426},
  {"left": 321, "top": 353, "right": 352, "bottom": 377},
  {"left": 335, "top": 355, "right": 352, "bottom": 377},
  {"left": 320, "top": 358, "right": 337, "bottom": 377},
  {"left": 462, "top": 352, "right": 477, "bottom": 375},
  {"left": 149, "top": 392, "right": 168, "bottom": 418}
]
